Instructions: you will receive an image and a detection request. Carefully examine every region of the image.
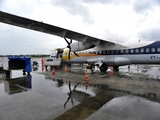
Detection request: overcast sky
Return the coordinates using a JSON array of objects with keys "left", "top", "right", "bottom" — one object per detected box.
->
[{"left": 0, "top": 0, "right": 160, "bottom": 55}]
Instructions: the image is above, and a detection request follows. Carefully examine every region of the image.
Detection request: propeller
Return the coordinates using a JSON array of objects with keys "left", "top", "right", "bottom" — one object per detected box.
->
[
  {"left": 64, "top": 37, "right": 79, "bottom": 60},
  {"left": 73, "top": 51, "right": 79, "bottom": 57}
]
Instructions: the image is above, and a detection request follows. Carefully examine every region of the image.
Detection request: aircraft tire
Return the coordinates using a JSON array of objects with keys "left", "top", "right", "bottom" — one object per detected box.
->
[
  {"left": 113, "top": 66, "right": 119, "bottom": 72},
  {"left": 100, "top": 63, "right": 108, "bottom": 72}
]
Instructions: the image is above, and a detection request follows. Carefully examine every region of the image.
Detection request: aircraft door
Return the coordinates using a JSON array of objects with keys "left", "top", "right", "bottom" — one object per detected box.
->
[{"left": 56, "top": 49, "right": 64, "bottom": 58}]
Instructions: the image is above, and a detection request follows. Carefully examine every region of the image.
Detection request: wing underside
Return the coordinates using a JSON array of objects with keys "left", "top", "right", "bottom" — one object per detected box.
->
[{"left": 0, "top": 11, "right": 123, "bottom": 47}]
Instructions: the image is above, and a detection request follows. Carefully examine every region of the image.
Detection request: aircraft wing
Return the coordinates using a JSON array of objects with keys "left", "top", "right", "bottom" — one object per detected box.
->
[{"left": 0, "top": 11, "right": 121, "bottom": 46}]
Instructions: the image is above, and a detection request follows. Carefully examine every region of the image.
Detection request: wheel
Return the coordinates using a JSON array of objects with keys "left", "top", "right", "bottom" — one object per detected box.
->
[
  {"left": 113, "top": 66, "right": 119, "bottom": 72},
  {"left": 23, "top": 69, "right": 26, "bottom": 75},
  {"left": 50, "top": 66, "right": 53, "bottom": 69},
  {"left": 100, "top": 63, "right": 108, "bottom": 72},
  {"left": 45, "top": 66, "right": 48, "bottom": 70}
]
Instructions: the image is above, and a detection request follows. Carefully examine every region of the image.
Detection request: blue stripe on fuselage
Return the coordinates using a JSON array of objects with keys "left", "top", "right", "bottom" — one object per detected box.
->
[{"left": 91, "top": 41, "right": 160, "bottom": 55}]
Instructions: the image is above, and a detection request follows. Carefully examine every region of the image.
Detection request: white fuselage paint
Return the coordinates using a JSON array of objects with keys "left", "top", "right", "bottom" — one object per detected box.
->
[{"left": 63, "top": 41, "right": 160, "bottom": 67}]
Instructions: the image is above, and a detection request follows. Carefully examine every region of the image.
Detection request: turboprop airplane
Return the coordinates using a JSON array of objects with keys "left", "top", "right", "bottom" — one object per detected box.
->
[{"left": 0, "top": 11, "right": 160, "bottom": 72}]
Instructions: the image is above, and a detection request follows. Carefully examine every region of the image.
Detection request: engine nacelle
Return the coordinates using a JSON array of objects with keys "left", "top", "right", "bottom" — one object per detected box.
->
[{"left": 70, "top": 41, "right": 95, "bottom": 51}]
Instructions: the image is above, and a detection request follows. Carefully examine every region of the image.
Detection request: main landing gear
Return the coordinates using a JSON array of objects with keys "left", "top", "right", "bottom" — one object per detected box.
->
[
  {"left": 99, "top": 63, "right": 108, "bottom": 72},
  {"left": 113, "top": 66, "right": 119, "bottom": 72},
  {"left": 99, "top": 63, "right": 119, "bottom": 72}
]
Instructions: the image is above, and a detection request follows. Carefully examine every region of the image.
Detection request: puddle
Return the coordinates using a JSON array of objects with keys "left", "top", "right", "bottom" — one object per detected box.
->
[
  {"left": 1, "top": 58, "right": 160, "bottom": 120},
  {"left": 0, "top": 68, "right": 106, "bottom": 120},
  {"left": 86, "top": 95, "right": 160, "bottom": 120}
]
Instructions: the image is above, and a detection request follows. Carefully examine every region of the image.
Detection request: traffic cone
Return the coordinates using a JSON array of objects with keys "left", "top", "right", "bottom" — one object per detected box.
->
[
  {"left": 110, "top": 67, "right": 114, "bottom": 75},
  {"left": 52, "top": 67, "right": 55, "bottom": 75},
  {"left": 64, "top": 65, "right": 68, "bottom": 72},
  {"left": 84, "top": 70, "right": 89, "bottom": 81}
]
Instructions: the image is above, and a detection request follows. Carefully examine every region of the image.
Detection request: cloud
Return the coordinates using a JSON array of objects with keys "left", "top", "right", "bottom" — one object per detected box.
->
[
  {"left": 138, "top": 27, "right": 160, "bottom": 41},
  {"left": 0, "top": 0, "right": 5, "bottom": 5},
  {"left": 84, "top": 0, "right": 160, "bottom": 15},
  {"left": 132, "top": 0, "right": 160, "bottom": 14},
  {"left": 103, "top": 30, "right": 129, "bottom": 43},
  {"left": 0, "top": 0, "right": 160, "bottom": 55},
  {"left": 51, "top": 0, "right": 96, "bottom": 25},
  {"left": 0, "top": 23, "right": 67, "bottom": 55}
]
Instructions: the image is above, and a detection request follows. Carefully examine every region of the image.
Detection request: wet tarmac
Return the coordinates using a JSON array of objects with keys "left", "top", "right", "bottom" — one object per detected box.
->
[{"left": 0, "top": 58, "right": 160, "bottom": 120}]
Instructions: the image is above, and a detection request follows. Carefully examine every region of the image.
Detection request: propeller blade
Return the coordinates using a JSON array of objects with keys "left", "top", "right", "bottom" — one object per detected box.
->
[
  {"left": 64, "top": 38, "right": 78, "bottom": 60},
  {"left": 74, "top": 51, "right": 79, "bottom": 57},
  {"left": 64, "top": 37, "right": 70, "bottom": 45},
  {"left": 70, "top": 39, "right": 72, "bottom": 44},
  {"left": 68, "top": 48, "right": 71, "bottom": 60}
]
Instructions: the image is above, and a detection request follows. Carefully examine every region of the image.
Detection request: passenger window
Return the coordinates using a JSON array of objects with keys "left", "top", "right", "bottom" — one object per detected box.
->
[
  {"left": 157, "top": 47, "right": 160, "bottom": 52},
  {"left": 125, "top": 49, "right": 128, "bottom": 53},
  {"left": 130, "top": 49, "right": 134, "bottom": 53},
  {"left": 121, "top": 50, "right": 124, "bottom": 53},
  {"left": 140, "top": 48, "right": 144, "bottom": 53},
  {"left": 151, "top": 48, "right": 155, "bottom": 52},
  {"left": 135, "top": 49, "right": 139, "bottom": 53},
  {"left": 102, "top": 51, "right": 106, "bottom": 54},
  {"left": 146, "top": 48, "right": 150, "bottom": 52},
  {"left": 116, "top": 50, "right": 119, "bottom": 54},
  {"left": 107, "top": 50, "right": 110, "bottom": 54},
  {"left": 111, "top": 50, "right": 114, "bottom": 54}
]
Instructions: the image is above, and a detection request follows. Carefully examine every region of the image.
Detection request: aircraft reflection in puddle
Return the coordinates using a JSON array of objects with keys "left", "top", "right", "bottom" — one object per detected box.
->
[
  {"left": 51, "top": 77, "right": 159, "bottom": 105},
  {"left": 4, "top": 75, "right": 32, "bottom": 94},
  {"left": 50, "top": 78, "right": 105, "bottom": 108},
  {"left": 64, "top": 81, "right": 80, "bottom": 108}
]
